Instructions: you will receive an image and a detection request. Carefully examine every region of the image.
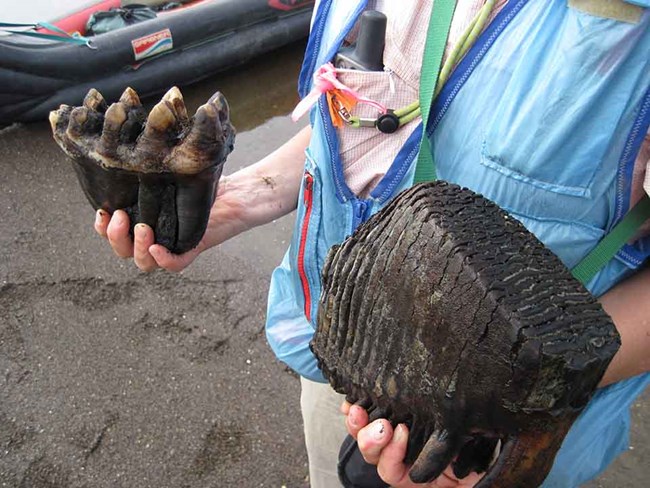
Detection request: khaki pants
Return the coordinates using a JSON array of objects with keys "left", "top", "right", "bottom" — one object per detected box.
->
[{"left": 300, "top": 377, "right": 348, "bottom": 488}]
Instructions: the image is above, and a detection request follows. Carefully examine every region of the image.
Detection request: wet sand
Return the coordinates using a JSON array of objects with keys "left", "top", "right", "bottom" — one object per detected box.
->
[{"left": 0, "top": 41, "right": 647, "bottom": 488}]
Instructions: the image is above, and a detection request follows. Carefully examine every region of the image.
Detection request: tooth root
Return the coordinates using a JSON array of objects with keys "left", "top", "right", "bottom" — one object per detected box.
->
[
  {"left": 409, "top": 429, "right": 459, "bottom": 484},
  {"left": 174, "top": 175, "right": 219, "bottom": 253},
  {"left": 119, "top": 87, "right": 141, "bottom": 108},
  {"left": 83, "top": 88, "right": 107, "bottom": 112},
  {"left": 162, "top": 86, "right": 188, "bottom": 123}
]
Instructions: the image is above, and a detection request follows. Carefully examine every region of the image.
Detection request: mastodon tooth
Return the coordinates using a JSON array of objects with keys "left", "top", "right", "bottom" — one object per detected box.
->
[{"left": 83, "top": 88, "right": 107, "bottom": 113}]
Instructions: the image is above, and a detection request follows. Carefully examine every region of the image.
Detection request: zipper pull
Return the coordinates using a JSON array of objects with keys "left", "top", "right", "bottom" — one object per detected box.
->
[
  {"left": 304, "top": 172, "right": 314, "bottom": 206},
  {"left": 356, "top": 201, "right": 367, "bottom": 220},
  {"left": 384, "top": 67, "right": 395, "bottom": 94}
]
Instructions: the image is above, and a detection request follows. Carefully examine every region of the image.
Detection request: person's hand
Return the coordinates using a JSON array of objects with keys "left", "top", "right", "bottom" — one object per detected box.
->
[
  {"left": 94, "top": 174, "right": 250, "bottom": 272},
  {"left": 341, "top": 402, "right": 483, "bottom": 488}
]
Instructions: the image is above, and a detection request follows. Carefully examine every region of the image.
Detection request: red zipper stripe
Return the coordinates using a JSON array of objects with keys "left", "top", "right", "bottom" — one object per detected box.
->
[{"left": 298, "top": 172, "right": 314, "bottom": 321}]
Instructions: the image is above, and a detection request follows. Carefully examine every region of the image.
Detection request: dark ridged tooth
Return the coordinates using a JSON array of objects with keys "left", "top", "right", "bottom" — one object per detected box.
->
[
  {"left": 355, "top": 397, "right": 372, "bottom": 410},
  {"left": 368, "top": 406, "right": 392, "bottom": 423},
  {"left": 327, "top": 236, "right": 358, "bottom": 365},
  {"left": 83, "top": 88, "right": 107, "bottom": 113},
  {"left": 353, "top": 206, "right": 411, "bottom": 385},
  {"left": 345, "top": 393, "right": 357, "bottom": 405}
]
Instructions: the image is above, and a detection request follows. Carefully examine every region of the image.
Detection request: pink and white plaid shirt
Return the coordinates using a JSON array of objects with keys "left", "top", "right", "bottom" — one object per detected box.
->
[{"left": 340, "top": 0, "right": 508, "bottom": 196}]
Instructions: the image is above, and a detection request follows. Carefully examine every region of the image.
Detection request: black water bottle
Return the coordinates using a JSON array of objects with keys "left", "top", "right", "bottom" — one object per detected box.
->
[{"left": 335, "top": 10, "right": 387, "bottom": 71}]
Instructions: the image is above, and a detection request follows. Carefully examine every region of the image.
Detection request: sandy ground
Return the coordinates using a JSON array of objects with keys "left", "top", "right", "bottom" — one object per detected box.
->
[{"left": 0, "top": 42, "right": 647, "bottom": 488}]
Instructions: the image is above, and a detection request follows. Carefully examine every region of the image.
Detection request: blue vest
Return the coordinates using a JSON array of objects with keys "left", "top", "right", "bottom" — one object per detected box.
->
[{"left": 267, "top": 0, "right": 650, "bottom": 485}]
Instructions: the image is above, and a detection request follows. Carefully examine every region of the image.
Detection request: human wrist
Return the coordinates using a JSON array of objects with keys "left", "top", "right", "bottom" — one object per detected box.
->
[{"left": 218, "top": 163, "right": 298, "bottom": 230}]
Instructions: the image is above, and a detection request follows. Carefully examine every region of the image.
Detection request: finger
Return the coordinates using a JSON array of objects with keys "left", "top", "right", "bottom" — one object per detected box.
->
[
  {"left": 346, "top": 404, "right": 369, "bottom": 439},
  {"left": 433, "top": 468, "right": 461, "bottom": 488},
  {"left": 376, "top": 424, "right": 411, "bottom": 487},
  {"left": 133, "top": 224, "right": 158, "bottom": 272},
  {"left": 106, "top": 209, "right": 134, "bottom": 258},
  {"left": 340, "top": 400, "right": 351, "bottom": 415},
  {"left": 94, "top": 209, "right": 110, "bottom": 238},
  {"left": 357, "top": 419, "right": 392, "bottom": 465},
  {"left": 149, "top": 243, "right": 200, "bottom": 273}
]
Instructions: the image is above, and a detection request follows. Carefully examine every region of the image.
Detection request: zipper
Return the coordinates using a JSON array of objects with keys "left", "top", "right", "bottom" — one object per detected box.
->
[
  {"left": 352, "top": 200, "right": 368, "bottom": 231},
  {"left": 298, "top": 171, "right": 315, "bottom": 321}
]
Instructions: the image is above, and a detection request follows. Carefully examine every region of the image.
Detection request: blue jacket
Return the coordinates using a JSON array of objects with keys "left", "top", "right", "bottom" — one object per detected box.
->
[{"left": 267, "top": 0, "right": 650, "bottom": 485}]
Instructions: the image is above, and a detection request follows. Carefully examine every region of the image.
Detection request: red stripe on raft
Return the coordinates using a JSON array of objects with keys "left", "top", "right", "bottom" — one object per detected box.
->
[{"left": 36, "top": 0, "right": 120, "bottom": 35}]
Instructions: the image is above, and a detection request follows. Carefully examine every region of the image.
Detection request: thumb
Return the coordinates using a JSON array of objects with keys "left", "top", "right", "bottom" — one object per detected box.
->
[
  {"left": 357, "top": 419, "right": 393, "bottom": 465},
  {"left": 149, "top": 243, "right": 201, "bottom": 272}
]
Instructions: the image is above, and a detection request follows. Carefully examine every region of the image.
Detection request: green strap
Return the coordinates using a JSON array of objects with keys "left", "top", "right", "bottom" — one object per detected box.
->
[
  {"left": 413, "top": 0, "right": 458, "bottom": 183},
  {"left": 572, "top": 193, "right": 650, "bottom": 285},
  {"left": 0, "top": 21, "right": 94, "bottom": 47}
]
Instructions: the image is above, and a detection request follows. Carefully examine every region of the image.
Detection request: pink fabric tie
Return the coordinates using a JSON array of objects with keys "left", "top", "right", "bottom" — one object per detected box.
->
[{"left": 291, "top": 63, "right": 387, "bottom": 122}]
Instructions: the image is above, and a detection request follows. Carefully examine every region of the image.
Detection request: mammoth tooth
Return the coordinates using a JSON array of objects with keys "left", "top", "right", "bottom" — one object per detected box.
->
[
  {"left": 311, "top": 181, "right": 620, "bottom": 485},
  {"left": 49, "top": 86, "right": 236, "bottom": 254}
]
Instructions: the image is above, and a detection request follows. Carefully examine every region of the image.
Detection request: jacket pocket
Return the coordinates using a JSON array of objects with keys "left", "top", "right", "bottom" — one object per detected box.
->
[{"left": 479, "top": 4, "right": 647, "bottom": 199}]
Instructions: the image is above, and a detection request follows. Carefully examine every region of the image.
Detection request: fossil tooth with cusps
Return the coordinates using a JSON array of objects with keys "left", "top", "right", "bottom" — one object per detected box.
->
[
  {"left": 50, "top": 86, "right": 236, "bottom": 254},
  {"left": 83, "top": 88, "right": 107, "bottom": 113},
  {"left": 311, "top": 181, "right": 620, "bottom": 487}
]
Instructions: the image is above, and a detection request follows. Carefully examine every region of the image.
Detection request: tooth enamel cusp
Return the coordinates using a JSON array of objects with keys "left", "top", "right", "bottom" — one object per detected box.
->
[{"left": 50, "top": 86, "right": 236, "bottom": 254}]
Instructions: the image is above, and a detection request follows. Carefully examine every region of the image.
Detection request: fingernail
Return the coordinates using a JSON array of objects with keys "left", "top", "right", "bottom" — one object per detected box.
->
[
  {"left": 372, "top": 421, "right": 386, "bottom": 441},
  {"left": 349, "top": 415, "right": 358, "bottom": 428},
  {"left": 394, "top": 424, "right": 406, "bottom": 442}
]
